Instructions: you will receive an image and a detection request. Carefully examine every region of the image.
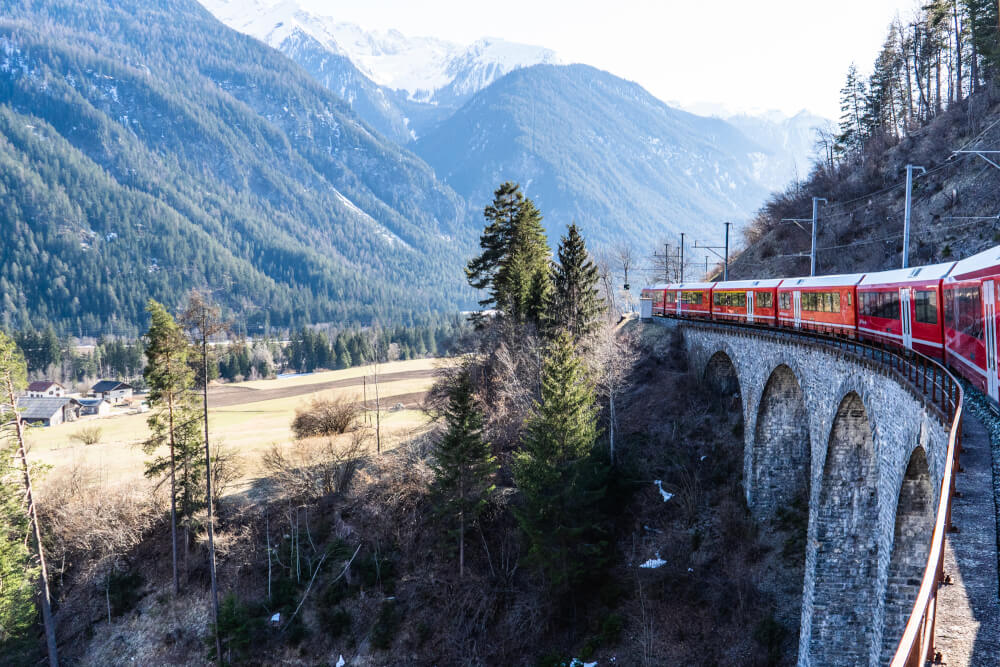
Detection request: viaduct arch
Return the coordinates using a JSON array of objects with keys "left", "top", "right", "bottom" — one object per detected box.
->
[{"left": 659, "top": 319, "right": 950, "bottom": 667}]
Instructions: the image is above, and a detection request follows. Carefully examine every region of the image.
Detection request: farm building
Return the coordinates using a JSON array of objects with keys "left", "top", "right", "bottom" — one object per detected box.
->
[
  {"left": 90, "top": 380, "right": 133, "bottom": 404},
  {"left": 77, "top": 398, "right": 111, "bottom": 417},
  {"left": 26, "top": 381, "right": 65, "bottom": 398},
  {"left": 16, "top": 397, "right": 81, "bottom": 427}
]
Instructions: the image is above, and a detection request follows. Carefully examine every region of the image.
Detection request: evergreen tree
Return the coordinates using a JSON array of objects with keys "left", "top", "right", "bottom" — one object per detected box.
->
[
  {"left": 334, "top": 335, "right": 352, "bottom": 369},
  {"left": 513, "top": 332, "right": 608, "bottom": 590},
  {"left": 0, "top": 333, "right": 58, "bottom": 666},
  {"left": 547, "top": 224, "right": 605, "bottom": 341},
  {"left": 836, "top": 63, "right": 867, "bottom": 158},
  {"left": 142, "top": 300, "right": 192, "bottom": 596},
  {"left": 466, "top": 182, "right": 551, "bottom": 326},
  {"left": 430, "top": 372, "right": 497, "bottom": 577}
]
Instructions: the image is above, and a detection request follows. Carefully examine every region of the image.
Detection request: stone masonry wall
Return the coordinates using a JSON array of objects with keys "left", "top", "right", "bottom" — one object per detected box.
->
[{"left": 649, "top": 318, "right": 951, "bottom": 667}]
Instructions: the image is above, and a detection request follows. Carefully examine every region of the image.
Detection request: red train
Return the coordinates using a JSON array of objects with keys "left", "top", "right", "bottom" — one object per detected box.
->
[{"left": 641, "top": 245, "right": 1000, "bottom": 403}]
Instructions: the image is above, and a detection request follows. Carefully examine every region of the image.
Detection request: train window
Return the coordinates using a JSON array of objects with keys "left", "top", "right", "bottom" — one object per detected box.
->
[
  {"left": 665, "top": 292, "right": 676, "bottom": 304},
  {"left": 914, "top": 290, "right": 937, "bottom": 324},
  {"left": 956, "top": 286, "right": 983, "bottom": 340},
  {"left": 681, "top": 291, "right": 703, "bottom": 305},
  {"left": 779, "top": 292, "right": 790, "bottom": 310},
  {"left": 713, "top": 291, "right": 746, "bottom": 307},
  {"left": 801, "top": 291, "right": 841, "bottom": 312},
  {"left": 758, "top": 292, "right": 773, "bottom": 309}
]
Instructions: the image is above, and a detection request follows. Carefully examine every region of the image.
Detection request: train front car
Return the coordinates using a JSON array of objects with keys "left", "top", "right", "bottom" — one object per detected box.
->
[
  {"left": 669, "top": 282, "right": 716, "bottom": 318},
  {"left": 943, "top": 245, "right": 1000, "bottom": 401},
  {"left": 710, "top": 278, "right": 782, "bottom": 325},
  {"left": 640, "top": 284, "right": 669, "bottom": 317},
  {"left": 857, "top": 262, "right": 955, "bottom": 359},
  {"left": 776, "top": 273, "right": 863, "bottom": 335}
]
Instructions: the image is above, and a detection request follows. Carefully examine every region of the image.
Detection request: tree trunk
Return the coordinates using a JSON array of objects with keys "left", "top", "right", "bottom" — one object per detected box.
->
[
  {"left": 167, "top": 390, "right": 179, "bottom": 596},
  {"left": 953, "top": 0, "right": 963, "bottom": 103},
  {"left": 5, "top": 376, "right": 59, "bottom": 667},
  {"left": 201, "top": 333, "right": 222, "bottom": 665}
]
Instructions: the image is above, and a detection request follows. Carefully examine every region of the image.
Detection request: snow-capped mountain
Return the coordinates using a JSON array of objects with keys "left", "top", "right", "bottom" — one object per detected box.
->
[
  {"left": 200, "top": 0, "right": 558, "bottom": 104},
  {"left": 672, "top": 102, "right": 834, "bottom": 191}
]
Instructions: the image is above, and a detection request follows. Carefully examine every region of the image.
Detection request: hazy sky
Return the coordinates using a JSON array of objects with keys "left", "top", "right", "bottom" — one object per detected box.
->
[{"left": 296, "top": 0, "right": 923, "bottom": 119}]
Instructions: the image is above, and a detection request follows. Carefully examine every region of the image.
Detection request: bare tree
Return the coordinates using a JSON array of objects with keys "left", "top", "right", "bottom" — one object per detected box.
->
[
  {"left": 593, "top": 322, "right": 640, "bottom": 464},
  {"left": 593, "top": 250, "right": 620, "bottom": 322},
  {"left": 615, "top": 244, "right": 636, "bottom": 315},
  {"left": 180, "top": 290, "right": 227, "bottom": 664},
  {"left": 0, "top": 334, "right": 59, "bottom": 667}
]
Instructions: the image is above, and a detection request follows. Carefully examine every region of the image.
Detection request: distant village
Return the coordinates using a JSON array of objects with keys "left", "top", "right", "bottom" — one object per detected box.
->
[{"left": 14, "top": 379, "right": 145, "bottom": 427}]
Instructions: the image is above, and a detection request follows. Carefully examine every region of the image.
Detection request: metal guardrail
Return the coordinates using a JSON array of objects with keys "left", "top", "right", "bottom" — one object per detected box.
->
[{"left": 656, "top": 315, "right": 963, "bottom": 666}]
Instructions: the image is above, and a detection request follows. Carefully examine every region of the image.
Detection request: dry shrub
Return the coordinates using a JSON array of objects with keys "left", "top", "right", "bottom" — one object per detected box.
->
[
  {"left": 69, "top": 425, "right": 103, "bottom": 445},
  {"left": 262, "top": 429, "right": 369, "bottom": 501},
  {"left": 291, "top": 396, "right": 358, "bottom": 439},
  {"left": 39, "top": 463, "right": 163, "bottom": 593}
]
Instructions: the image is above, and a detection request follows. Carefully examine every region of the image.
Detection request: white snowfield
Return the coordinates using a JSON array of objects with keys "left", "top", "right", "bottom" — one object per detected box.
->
[{"left": 199, "top": 0, "right": 559, "bottom": 99}]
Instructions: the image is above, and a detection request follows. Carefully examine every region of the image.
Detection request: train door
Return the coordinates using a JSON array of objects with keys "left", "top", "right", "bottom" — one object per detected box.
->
[
  {"left": 984, "top": 280, "right": 998, "bottom": 402},
  {"left": 747, "top": 291, "right": 755, "bottom": 323},
  {"left": 793, "top": 291, "right": 802, "bottom": 328},
  {"left": 676, "top": 291, "right": 682, "bottom": 316},
  {"left": 899, "top": 287, "right": 913, "bottom": 350}
]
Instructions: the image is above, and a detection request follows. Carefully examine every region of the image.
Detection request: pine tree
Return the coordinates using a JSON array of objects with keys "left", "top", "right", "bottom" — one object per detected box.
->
[
  {"left": 466, "top": 182, "right": 551, "bottom": 326},
  {"left": 513, "top": 331, "right": 608, "bottom": 590},
  {"left": 547, "top": 224, "right": 605, "bottom": 341},
  {"left": 0, "top": 333, "right": 58, "bottom": 667},
  {"left": 430, "top": 372, "right": 497, "bottom": 577},
  {"left": 142, "top": 299, "right": 192, "bottom": 596},
  {"left": 334, "top": 335, "right": 351, "bottom": 369}
]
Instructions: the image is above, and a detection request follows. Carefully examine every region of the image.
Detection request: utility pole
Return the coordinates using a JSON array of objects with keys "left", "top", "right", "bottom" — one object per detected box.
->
[
  {"left": 694, "top": 222, "right": 732, "bottom": 280},
  {"left": 810, "top": 197, "right": 827, "bottom": 276},
  {"left": 664, "top": 243, "right": 670, "bottom": 284},
  {"left": 724, "top": 222, "right": 732, "bottom": 280},
  {"left": 680, "top": 233, "right": 685, "bottom": 283},
  {"left": 902, "top": 164, "right": 925, "bottom": 268}
]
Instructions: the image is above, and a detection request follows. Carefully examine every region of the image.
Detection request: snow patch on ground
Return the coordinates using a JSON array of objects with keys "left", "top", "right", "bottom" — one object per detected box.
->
[
  {"left": 654, "top": 480, "right": 673, "bottom": 502},
  {"left": 639, "top": 551, "right": 666, "bottom": 569}
]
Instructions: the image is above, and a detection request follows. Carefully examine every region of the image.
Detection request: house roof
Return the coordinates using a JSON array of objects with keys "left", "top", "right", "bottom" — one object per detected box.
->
[
  {"left": 16, "top": 397, "right": 80, "bottom": 420},
  {"left": 92, "top": 380, "right": 132, "bottom": 393},
  {"left": 77, "top": 398, "right": 107, "bottom": 407},
  {"left": 27, "top": 381, "right": 62, "bottom": 392}
]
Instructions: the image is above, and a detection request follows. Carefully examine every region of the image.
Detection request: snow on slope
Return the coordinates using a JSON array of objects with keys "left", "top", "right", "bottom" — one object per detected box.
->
[{"left": 200, "top": 0, "right": 559, "bottom": 100}]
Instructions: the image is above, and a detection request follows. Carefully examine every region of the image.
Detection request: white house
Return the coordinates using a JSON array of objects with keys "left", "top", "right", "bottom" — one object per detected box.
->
[
  {"left": 26, "top": 381, "right": 65, "bottom": 398},
  {"left": 90, "top": 380, "right": 134, "bottom": 405},
  {"left": 77, "top": 397, "right": 111, "bottom": 417}
]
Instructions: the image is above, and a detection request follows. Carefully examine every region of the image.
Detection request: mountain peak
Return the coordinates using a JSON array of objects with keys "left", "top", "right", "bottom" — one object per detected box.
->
[{"left": 200, "top": 0, "right": 558, "bottom": 100}]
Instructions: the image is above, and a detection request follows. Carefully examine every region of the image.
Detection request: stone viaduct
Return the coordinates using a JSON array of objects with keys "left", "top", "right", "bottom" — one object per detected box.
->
[{"left": 652, "top": 318, "right": 952, "bottom": 667}]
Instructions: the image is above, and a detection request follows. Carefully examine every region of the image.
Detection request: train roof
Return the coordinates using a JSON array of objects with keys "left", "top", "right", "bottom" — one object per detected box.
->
[
  {"left": 778, "top": 273, "right": 865, "bottom": 288},
  {"left": 641, "top": 283, "right": 671, "bottom": 290},
  {"left": 859, "top": 261, "right": 957, "bottom": 286},
  {"left": 666, "top": 282, "right": 717, "bottom": 290},
  {"left": 712, "top": 278, "right": 784, "bottom": 290},
  {"left": 946, "top": 244, "right": 1000, "bottom": 281}
]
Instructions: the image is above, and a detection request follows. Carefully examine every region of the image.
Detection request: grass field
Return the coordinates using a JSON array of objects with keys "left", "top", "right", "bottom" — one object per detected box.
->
[{"left": 27, "top": 359, "right": 446, "bottom": 493}]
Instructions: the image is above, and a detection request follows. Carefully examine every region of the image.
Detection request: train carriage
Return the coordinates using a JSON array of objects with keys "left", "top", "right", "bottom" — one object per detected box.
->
[
  {"left": 943, "top": 246, "right": 1000, "bottom": 401},
  {"left": 640, "top": 284, "right": 669, "bottom": 316},
  {"left": 857, "top": 262, "right": 955, "bottom": 359},
  {"left": 666, "top": 282, "right": 716, "bottom": 318},
  {"left": 709, "top": 278, "right": 782, "bottom": 325},
  {"left": 776, "top": 273, "right": 863, "bottom": 335}
]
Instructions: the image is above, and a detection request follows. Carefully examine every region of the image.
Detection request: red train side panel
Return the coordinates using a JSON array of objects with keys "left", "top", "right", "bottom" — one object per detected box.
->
[
  {"left": 709, "top": 278, "right": 782, "bottom": 325},
  {"left": 857, "top": 263, "right": 955, "bottom": 359},
  {"left": 776, "top": 274, "right": 863, "bottom": 336}
]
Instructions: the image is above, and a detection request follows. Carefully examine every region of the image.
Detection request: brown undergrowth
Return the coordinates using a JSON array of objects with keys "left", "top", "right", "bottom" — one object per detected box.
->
[{"left": 30, "top": 322, "right": 803, "bottom": 665}]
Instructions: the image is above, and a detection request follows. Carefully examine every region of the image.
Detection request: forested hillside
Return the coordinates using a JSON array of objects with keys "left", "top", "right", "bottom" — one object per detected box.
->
[
  {"left": 728, "top": 1, "right": 1000, "bottom": 280},
  {"left": 415, "top": 64, "right": 771, "bottom": 250},
  {"left": 0, "top": 0, "right": 473, "bottom": 337}
]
